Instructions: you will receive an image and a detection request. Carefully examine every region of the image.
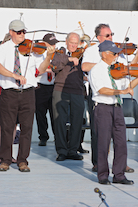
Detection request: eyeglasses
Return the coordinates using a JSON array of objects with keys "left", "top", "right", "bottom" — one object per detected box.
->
[
  {"left": 107, "top": 51, "right": 117, "bottom": 56},
  {"left": 99, "top": 33, "right": 114, "bottom": 38},
  {"left": 113, "top": 52, "right": 117, "bottom": 56},
  {"left": 13, "top": 30, "right": 26, "bottom": 35}
]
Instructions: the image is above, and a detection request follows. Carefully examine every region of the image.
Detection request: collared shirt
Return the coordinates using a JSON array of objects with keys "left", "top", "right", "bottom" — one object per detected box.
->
[
  {"left": 66, "top": 49, "right": 72, "bottom": 57},
  {"left": 82, "top": 42, "right": 127, "bottom": 67},
  {"left": 0, "top": 39, "right": 44, "bottom": 89},
  {"left": 36, "top": 51, "right": 55, "bottom": 85},
  {"left": 88, "top": 60, "right": 129, "bottom": 104},
  {"left": 82, "top": 43, "right": 101, "bottom": 64}
]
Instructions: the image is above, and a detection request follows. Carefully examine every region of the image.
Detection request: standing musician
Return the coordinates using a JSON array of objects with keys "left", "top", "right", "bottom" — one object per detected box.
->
[
  {"left": 35, "top": 33, "right": 58, "bottom": 146},
  {"left": 0, "top": 32, "right": 18, "bottom": 164},
  {"left": 51, "top": 32, "right": 84, "bottom": 161},
  {"left": 89, "top": 40, "right": 138, "bottom": 185},
  {"left": 0, "top": 19, "right": 55, "bottom": 172},
  {"left": 82, "top": 23, "right": 138, "bottom": 173}
]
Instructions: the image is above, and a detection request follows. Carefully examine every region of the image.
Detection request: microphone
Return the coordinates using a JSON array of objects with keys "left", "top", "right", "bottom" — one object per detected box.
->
[{"left": 94, "top": 188, "right": 105, "bottom": 196}]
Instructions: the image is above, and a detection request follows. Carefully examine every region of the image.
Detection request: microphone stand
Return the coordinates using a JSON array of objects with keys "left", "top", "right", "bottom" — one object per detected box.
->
[
  {"left": 99, "top": 194, "right": 109, "bottom": 207},
  {"left": 94, "top": 188, "right": 109, "bottom": 207}
]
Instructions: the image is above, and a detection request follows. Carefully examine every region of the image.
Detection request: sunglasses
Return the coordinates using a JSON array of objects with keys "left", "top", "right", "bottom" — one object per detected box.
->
[
  {"left": 113, "top": 52, "right": 117, "bottom": 56},
  {"left": 100, "top": 33, "right": 114, "bottom": 38},
  {"left": 13, "top": 30, "right": 26, "bottom": 35},
  {"left": 107, "top": 51, "right": 117, "bottom": 56},
  {"left": 110, "top": 52, "right": 117, "bottom": 56}
]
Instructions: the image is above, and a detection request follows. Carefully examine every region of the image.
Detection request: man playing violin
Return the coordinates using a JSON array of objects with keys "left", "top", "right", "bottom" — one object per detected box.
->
[
  {"left": 82, "top": 23, "right": 138, "bottom": 71},
  {"left": 35, "top": 33, "right": 58, "bottom": 147},
  {"left": 89, "top": 40, "right": 138, "bottom": 185},
  {"left": 51, "top": 32, "right": 84, "bottom": 161},
  {"left": 0, "top": 19, "right": 55, "bottom": 172},
  {"left": 82, "top": 23, "right": 138, "bottom": 173}
]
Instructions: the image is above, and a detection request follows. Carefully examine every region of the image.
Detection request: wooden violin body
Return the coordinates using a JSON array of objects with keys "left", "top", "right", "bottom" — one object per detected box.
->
[
  {"left": 72, "top": 48, "right": 85, "bottom": 59},
  {"left": 110, "top": 63, "right": 138, "bottom": 79},
  {"left": 18, "top": 39, "right": 63, "bottom": 58},
  {"left": 115, "top": 42, "right": 137, "bottom": 55},
  {"left": 18, "top": 39, "right": 47, "bottom": 55}
]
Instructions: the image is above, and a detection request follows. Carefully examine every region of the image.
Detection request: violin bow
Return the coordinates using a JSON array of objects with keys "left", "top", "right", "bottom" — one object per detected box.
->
[
  {"left": 20, "top": 32, "right": 36, "bottom": 90},
  {"left": 26, "top": 29, "right": 67, "bottom": 35},
  {"left": 123, "top": 28, "right": 130, "bottom": 75},
  {"left": 123, "top": 27, "right": 133, "bottom": 98},
  {"left": 24, "top": 32, "right": 36, "bottom": 78}
]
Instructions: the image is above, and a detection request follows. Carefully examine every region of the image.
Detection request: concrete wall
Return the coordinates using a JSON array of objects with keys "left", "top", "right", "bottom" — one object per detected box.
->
[{"left": 0, "top": 0, "right": 137, "bottom": 10}]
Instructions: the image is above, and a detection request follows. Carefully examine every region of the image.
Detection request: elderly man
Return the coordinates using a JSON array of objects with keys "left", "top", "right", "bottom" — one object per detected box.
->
[
  {"left": 89, "top": 40, "right": 138, "bottom": 185},
  {"left": 0, "top": 19, "right": 55, "bottom": 172},
  {"left": 82, "top": 23, "right": 138, "bottom": 173},
  {"left": 51, "top": 32, "right": 84, "bottom": 161}
]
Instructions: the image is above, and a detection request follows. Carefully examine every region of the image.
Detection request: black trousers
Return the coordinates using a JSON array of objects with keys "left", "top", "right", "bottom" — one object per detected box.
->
[
  {"left": 94, "top": 103, "right": 127, "bottom": 181},
  {"left": 0, "top": 88, "right": 35, "bottom": 166},
  {"left": 35, "top": 83, "right": 54, "bottom": 141},
  {"left": 52, "top": 91, "right": 84, "bottom": 156},
  {"left": 87, "top": 95, "right": 98, "bottom": 166}
]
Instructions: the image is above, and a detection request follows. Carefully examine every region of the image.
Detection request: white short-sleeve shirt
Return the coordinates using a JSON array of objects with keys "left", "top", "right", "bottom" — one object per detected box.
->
[
  {"left": 82, "top": 42, "right": 127, "bottom": 66},
  {"left": 35, "top": 51, "right": 55, "bottom": 85},
  {"left": 0, "top": 40, "right": 44, "bottom": 89},
  {"left": 88, "top": 59, "right": 130, "bottom": 104}
]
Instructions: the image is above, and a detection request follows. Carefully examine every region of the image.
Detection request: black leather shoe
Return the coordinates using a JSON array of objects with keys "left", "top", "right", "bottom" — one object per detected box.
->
[
  {"left": 113, "top": 178, "right": 134, "bottom": 185},
  {"left": 78, "top": 148, "right": 89, "bottom": 153},
  {"left": 125, "top": 166, "right": 134, "bottom": 173},
  {"left": 56, "top": 154, "right": 66, "bottom": 161},
  {"left": 99, "top": 179, "right": 111, "bottom": 185},
  {"left": 92, "top": 165, "right": 97, "bottom": 172},
  {"left": 67, "top": 153, "right": 83, "bottom": 160},
  {"left": 38, "top": 140, "right": 47, "bottom": 146},
  {"left": 77, "top": 145, "right": 89, "bottom": 153}
]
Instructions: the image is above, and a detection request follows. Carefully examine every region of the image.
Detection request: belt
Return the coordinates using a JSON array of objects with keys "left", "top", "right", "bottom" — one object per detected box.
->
[
  {"left": 4, "top": 87, "right": 34, "bottom": 93},
  {"left": 95, "top": 102, "right": 121, "bottom": 107}
]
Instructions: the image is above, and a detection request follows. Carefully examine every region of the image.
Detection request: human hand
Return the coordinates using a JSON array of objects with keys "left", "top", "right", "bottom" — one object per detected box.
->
[
  {"left": 68, "top": 57, "right": 79, "bottom": 65},
  {"left": 13, "top": 74, "right": 26, "bottom": 85}
]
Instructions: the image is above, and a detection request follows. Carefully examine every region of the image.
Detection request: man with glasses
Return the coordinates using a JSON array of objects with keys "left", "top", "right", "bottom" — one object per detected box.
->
[
  {"left": 82, "top": 23, "right": 138, "bottom": 72},
  {"left": 0, "top": 19, "right": 55, "bottom": 172},
  {"left": 82, "top": 23, "right": 138, "bottom": 173},
  {"left": 89, "top": 40, "right": 138, "bottom": 185}
]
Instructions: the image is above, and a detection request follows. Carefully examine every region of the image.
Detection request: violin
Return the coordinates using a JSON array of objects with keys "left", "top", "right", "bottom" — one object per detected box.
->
[
  {"left": 18, "top": 39, "right": 63, "bottom": 57},
  {"left": 110, "top": 62, "right": 138, "bottom": 79},
  {"left": 72, "top": 48, "right": 85, "bottom": 59},
  {"left": 18, "top": 39, "right": 47, "bottom": 55},
  {"left": 115, "top": 42, "right": 138, "bottom": 55}
]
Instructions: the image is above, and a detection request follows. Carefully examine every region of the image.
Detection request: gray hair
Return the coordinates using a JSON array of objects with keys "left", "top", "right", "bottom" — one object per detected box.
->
[
  {"left": 66, "top": 32, "right": 80, "bottom": 42},
  {"left": 99, "top": 50, "right": 109, "bottom": 57}
]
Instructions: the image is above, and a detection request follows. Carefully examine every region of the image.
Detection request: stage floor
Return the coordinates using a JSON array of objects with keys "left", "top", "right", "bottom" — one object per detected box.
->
[{"left": 0, "top": 141, "right": 138, "bottom": 207}]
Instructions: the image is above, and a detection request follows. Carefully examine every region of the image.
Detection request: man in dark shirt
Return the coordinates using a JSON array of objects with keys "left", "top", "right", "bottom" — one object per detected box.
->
[{"left": 51, "top": 32, "right": 84, "bottom": 161}]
